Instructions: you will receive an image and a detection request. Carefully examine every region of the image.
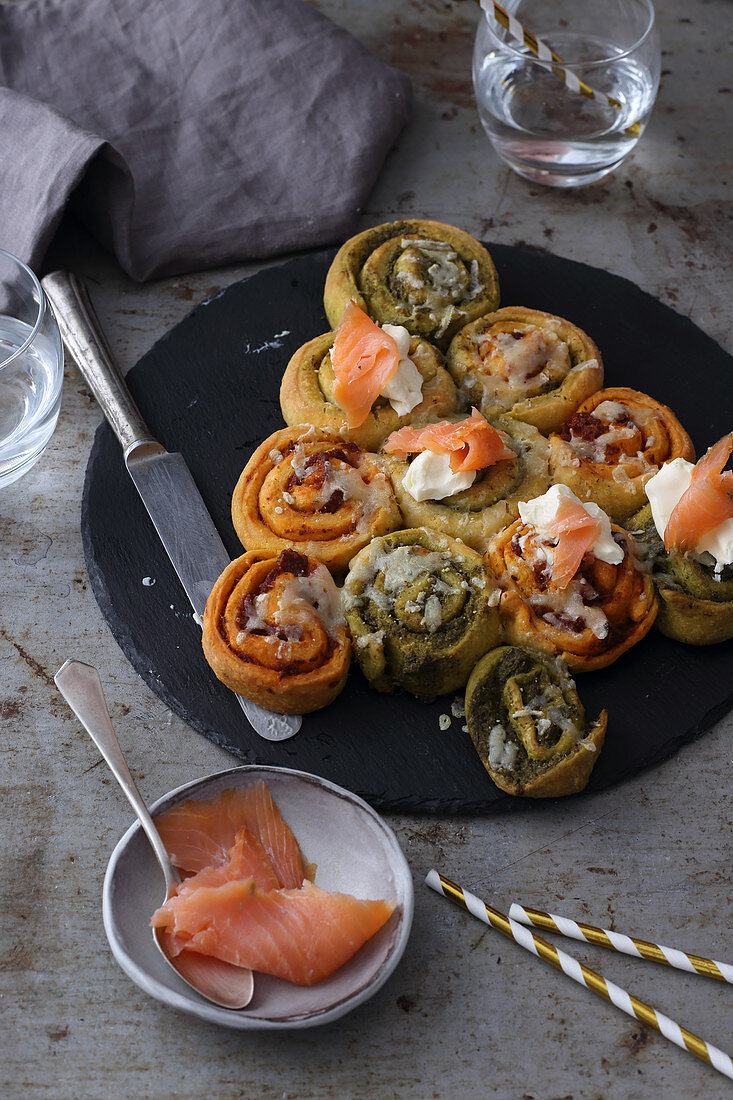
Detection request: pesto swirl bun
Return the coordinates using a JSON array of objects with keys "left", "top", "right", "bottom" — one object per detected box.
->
[
  {"left": 629, "top": 504, "right": 733, "bottom": 645},
  {"left": 342, "top": 528, "right": 500, "bottom": 700},
  {"left": 464, "top": 646, "right": 607, "bottom": 798},
  {"left": 323, "top": 220, "right": 500, "bottom": 350},
  {"left": 382, "top": 417, "right": 550, "bottom": 552},
  {"left": 279, "top": 329, "right": 457, "bottom": 452}
]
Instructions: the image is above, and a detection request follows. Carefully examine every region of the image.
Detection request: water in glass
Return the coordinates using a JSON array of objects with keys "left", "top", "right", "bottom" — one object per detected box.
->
[
  {"left": 475, "top": 34, "right": 656, "bottom": 186},
  {"left": 473, "top": 0, "right": 660, "bottom": 188}
]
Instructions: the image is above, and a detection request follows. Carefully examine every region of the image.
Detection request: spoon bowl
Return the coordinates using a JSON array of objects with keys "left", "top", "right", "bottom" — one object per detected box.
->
[
  {"left": 103, "top": 763, "right": 414, "bottom": 1028},
  {"left": 54, "top": 658, "right": 254, "bottom": 1010}
]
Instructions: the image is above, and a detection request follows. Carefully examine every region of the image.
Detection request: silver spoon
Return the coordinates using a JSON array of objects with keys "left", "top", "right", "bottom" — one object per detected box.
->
[{"left": 54, "top": 658, "right": 255, "bottom": 1009}]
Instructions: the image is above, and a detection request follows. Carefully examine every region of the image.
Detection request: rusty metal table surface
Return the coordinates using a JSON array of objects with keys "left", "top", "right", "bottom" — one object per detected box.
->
[{"left": 1, "top": 1, "right": 731, "bottom": 1097}]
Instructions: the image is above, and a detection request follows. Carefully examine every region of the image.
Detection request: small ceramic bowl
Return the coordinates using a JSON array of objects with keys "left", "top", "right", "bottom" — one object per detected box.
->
[{"left": 103, "top": 764, "right": 414, "bottom": 1029}]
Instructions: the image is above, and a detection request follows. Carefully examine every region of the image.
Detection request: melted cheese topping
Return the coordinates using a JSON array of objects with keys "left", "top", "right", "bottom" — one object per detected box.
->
[
  {"left": 528, "top": 582, "right": 610, "bottom": 639},
  {"left": 343, "top": 539, "right": 466, "bottom": 624},
  {"left": 275, "top": 571, "right": 345, "bottom": 635},
  {"left": 236, "top": 565, "right": 344, "bottom": 645},
  {"left": 481, "top": 327, "right": 570, "bottom": 385},
  {"left": 394, "top": 238, "right": 483, "bottom": 337},
  {"left": 287, "top": 442, "right": 389, "bottom": 534},
  {"left": 507, "top": 680, "right": 584, "bottom": 744},
  {"left": 593, "top": 400, "right": 631, "bottom": 420},
  {"left": 488, "top": 724, "right": 518, "bottom": 772},
  {"left": 565, "top": 401, "right": 658, "bottom": 479}
]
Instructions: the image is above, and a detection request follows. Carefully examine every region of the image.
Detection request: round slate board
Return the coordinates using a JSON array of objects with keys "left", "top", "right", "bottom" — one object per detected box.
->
[{"left": 82, "top": 245, "right": 733, "bottom": 813}]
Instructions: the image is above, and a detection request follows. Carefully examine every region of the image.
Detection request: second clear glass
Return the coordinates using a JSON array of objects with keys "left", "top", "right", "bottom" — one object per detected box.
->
[{"left": 0, "top": 250, "right": 64, "bottom": 488}]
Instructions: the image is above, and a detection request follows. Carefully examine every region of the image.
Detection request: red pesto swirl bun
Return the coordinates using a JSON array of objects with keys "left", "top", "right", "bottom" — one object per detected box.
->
[
  {"left": 549, "top": 387, "right": 695, "bottom": 522},
  {"left": 231, "top": 426, "right": 402, "bottom": 572},
  {"left": 485, "top": 517, "right": 657, "bottom": 672},
  {"left": 202, "top": 548, "right": 351, "bottom": 713}
]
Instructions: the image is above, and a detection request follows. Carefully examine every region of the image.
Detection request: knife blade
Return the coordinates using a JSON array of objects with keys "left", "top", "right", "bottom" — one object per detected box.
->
[
  {"left": 42, "top": 270, "right": 301, "bottom": 742},
  {"left": 125, "top": 445, "right": 230, "bottom": 619}
]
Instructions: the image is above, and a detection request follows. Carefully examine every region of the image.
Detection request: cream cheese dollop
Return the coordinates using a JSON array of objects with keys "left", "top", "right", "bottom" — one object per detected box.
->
[
  {"left": 645, "top": 457, "right": 733, "bottom": 568},
  {"left": 380, "top": 324, "right": 423, "bottom": 416},
  {"left": 402, "top": 449, "right": 476, "bottom": 501},
  {"left": 518, "top": 484, "right": 623, "bottom": 565}
]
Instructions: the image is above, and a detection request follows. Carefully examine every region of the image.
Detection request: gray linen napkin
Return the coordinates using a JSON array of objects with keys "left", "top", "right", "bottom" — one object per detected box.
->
[{"left": 0, "top": 0, "right": 411, "bottom": 280}]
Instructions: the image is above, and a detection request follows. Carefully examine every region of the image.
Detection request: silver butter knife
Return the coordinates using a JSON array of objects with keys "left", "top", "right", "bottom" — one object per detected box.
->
[{"left": 42, "top": 271, "right": 301, "bottom": 742}]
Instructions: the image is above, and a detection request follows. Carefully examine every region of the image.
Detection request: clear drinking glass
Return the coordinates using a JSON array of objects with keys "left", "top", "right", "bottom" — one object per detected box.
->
[
  {"left": 0, "top": 250, "right": 64, "bottom": 488},
  {"left": 473, "top": 0, "right": 660, "bottom": 187}
]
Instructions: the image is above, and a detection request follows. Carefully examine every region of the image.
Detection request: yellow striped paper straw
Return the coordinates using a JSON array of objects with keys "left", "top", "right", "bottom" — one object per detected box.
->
[
  {"left": 425, "top": 871, "right": 733, "bottom": 1082},
  {"left": 478, "top": 1, "right": 642, "bottom": 138},
  {"left": 509, "top": 903, "right": 733, "bottom": 984}
]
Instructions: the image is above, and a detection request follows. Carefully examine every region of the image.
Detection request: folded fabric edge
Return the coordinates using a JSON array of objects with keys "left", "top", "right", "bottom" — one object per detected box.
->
[
  {"left": 0, "top": 88, "right": 105, "bottom": 272},
  {"left": 0, "top": 35, "right": 413, "bottom": 282}
]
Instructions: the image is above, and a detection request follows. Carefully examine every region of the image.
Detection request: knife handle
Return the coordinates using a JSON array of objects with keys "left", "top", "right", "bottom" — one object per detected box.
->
[{"left": 42, "top": 271, "right": 157, "bottom": 457}]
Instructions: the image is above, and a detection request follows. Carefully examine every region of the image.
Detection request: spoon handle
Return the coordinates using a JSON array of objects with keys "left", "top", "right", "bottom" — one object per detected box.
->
[{"left": 54, "top": 659, "right": 179, "bottom": 895}]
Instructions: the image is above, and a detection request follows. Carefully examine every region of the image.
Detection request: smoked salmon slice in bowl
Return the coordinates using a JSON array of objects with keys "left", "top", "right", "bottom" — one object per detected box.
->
[{"left": 103, "top": 765, "right": 413, "bottom": 1029}]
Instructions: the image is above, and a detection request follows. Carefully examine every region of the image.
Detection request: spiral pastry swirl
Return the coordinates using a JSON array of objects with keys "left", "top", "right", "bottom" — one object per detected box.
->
[
  {"left": 232, "top": 427, "right": 402, "bottom": 572},
  {"left": 465, "top": 646, "right": 607, "bottom": 797},
  {"left": 446, "top": 307, "right": 603, "bottom": 435},
  {"left": 280, "top": 330, "right": 457, "bottom": 452},
  {"left": 382, "top": 418, "right": 550, "bottom": 552},
  {"left": 549, "top": 387, "right": 695, "bottom": 523},
  {"left": 486, "top": 519, "right": 657, "bottom": 671},
  {"left": 323, "top": 219, "right": 500, "bottom": 350},
  {"left": 629, "top": 504, "right": 733, "bottom": 645},
  {"left": 343, "top": 528, "right": 500, "bottom": 700},
  {"left": 202, "top": 549, "right": 351, "bottom": 713}
]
